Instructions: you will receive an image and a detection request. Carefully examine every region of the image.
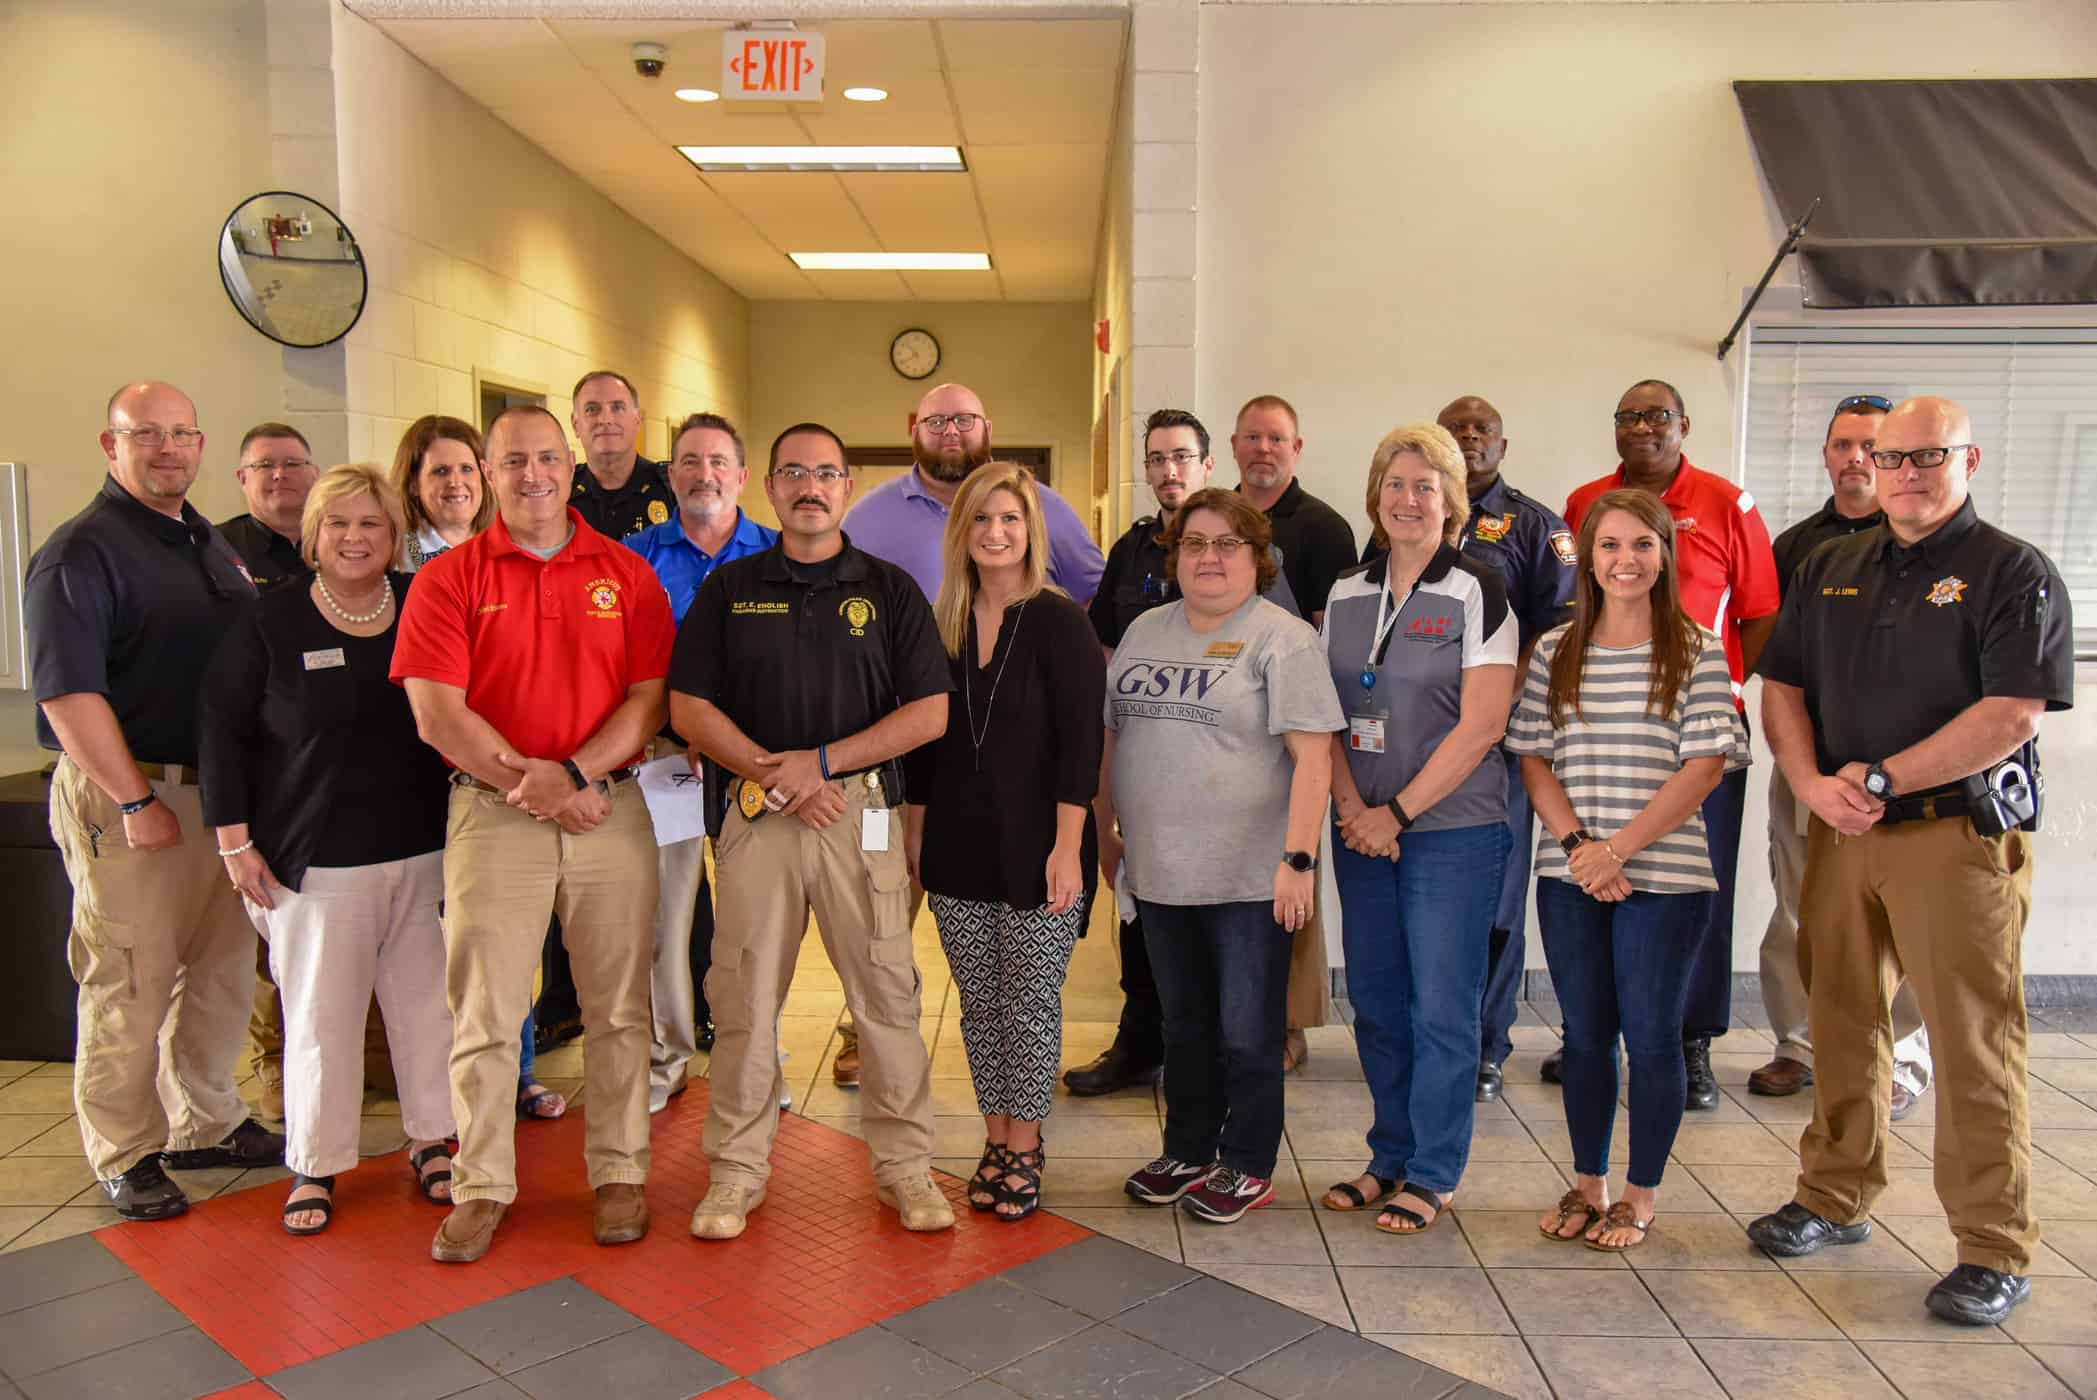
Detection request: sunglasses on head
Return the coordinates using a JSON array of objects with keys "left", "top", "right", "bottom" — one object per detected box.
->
[{"left": 1836, "top": 394, "right": 1893, "bottom": 414}]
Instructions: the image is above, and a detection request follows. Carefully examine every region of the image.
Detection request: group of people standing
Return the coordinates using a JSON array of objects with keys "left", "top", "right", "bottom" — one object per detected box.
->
[{"left": 26, "top": 368, "right": 2070, "bottom": 1330}]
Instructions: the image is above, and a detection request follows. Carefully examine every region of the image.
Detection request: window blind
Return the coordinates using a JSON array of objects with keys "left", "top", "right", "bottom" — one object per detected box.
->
[{"left": 1743, "top": 327, "right": 2097, "bottom": 653}]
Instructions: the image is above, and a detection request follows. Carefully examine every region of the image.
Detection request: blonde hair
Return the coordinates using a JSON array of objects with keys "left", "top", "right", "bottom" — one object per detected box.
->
[
  {"left": 934, "top": 462, "right": 1054, "bottom": 658},
  {"left": 1366, "top": 422, "right": 1469, "bottom": 551},
  {"left": 301, "top": 464, "right": 406, "bottom": 569}
]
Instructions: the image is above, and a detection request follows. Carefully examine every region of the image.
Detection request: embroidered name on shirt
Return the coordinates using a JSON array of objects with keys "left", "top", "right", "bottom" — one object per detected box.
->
[
  {"left": 1204, "top": 641, "right": 1245, "bottom": 658},
  {"left": 1820, "top": 586, "right": 1859, "bottom": 597},
  {"left": 1407, "top": 615, "right": 1454, "bottom": 639},
  {"left": 731, "top": 601, "right": 790, "bottom": 615},
  {"left": 1927, "top": 576, "right": 1968, "bottom": 607},
  {"left": 476, "top": 602, "right": 508, "bottom": 615}
]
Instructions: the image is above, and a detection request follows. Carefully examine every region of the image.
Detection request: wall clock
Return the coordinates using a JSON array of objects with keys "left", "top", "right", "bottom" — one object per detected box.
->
[{"left": 890, "top": 327, "right": 941, "bottom": 380}]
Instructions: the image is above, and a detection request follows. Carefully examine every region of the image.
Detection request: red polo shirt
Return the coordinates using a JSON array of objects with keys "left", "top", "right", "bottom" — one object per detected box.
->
[
  {"left": 390, "top": 508, "right": 675, "bottom": 766},
  {"left": 1565, "top": 458, "right": 1779, "bottom": 701}
]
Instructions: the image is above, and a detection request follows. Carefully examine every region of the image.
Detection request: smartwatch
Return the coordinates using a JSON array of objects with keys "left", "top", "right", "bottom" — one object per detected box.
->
[
  {"left": 117, "top": 792, "right": 159, "bottom": 816},
  {"left": 561, "top": 758, "right": 590, "bottom": 791},
  {"left": 1560, "top": 828, "right": 1593, "bottom": 855},
  {"left": 1387, "top": 798, "right": 1416, "bottom": 830},
  {"left": 1863, "top": 762, "right": 1895, "bottom": 801},
  {"left": 1282, "top": 849, "right": 1319, "bottom": 873}
]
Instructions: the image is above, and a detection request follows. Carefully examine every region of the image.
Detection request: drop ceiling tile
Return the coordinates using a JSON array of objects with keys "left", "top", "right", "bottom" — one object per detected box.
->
[
  {"left": 972, "top": 145, "right": 1108, "bottom": 245},
  {"left": 798, "top": 269, "right": 914, "bottom": 301},
  {"left": 897, "top": 268, "right": 1007, "bottom": 301},
  {"left": 937, "top": 19, "right": 1126, "bottom": 72},
  {"left": 701, "top": 172, "right": 874, "bottom": 248},
  {"left": 838, "top": 172, "right": 986, "bottom": 249},
  {"left": 951, "top": 69, "right": 1117, "bottom": 147}
]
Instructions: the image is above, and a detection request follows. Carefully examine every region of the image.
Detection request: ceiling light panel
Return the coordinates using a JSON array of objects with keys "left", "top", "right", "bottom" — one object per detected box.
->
[
  {"left": 788, "top": 252, "right": 991, "bottom": 271},
  {"left": 678, "top": 145, "right": 964, "bottom": 172}
]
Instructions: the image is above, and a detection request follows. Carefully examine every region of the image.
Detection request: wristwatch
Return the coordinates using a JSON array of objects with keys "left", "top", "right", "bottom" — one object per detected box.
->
[
  {"left": 1282, "top": 849, "right": 1319, "bottom": 873},
  {"left": 561, "top": 758, "right": 590, "bottom": 791},
  {"left": 1560, "top": 828, "right": 1594, "bottom": 855},
  {"left": 117, "top": 792, "right": 159, "bottom": 816},
  {"left": 1863, "top": 762, "right": 1895, "bottom": 801}
]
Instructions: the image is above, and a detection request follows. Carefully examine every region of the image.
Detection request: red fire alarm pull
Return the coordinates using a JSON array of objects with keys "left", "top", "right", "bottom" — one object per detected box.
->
[{"left": 1095, "top": 319, "right": 1111, "bottom": 353}]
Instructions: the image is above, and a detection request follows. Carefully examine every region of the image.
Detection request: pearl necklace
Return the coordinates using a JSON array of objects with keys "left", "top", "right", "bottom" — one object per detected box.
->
[{"left": 317, "top": 574, "right": 393, "bottom": 625}]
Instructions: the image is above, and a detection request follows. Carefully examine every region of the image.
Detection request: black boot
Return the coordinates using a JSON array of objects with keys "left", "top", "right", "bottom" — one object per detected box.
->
[{"left": 1684, "top": 1036, "right": 1719, "bottom": 1110}]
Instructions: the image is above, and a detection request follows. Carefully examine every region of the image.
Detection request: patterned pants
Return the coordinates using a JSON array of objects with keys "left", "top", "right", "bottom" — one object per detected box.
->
[{"left": 928, "top": 894, "right": 1087, "bottom": 1122}]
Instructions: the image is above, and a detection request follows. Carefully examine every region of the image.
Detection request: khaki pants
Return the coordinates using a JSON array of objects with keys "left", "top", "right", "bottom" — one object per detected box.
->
[
  {"left": 1793, "top": 812, "right": 2037, "bottom": 1274},
  {"left": 650, "top": 835, "right": 706, "bottom": 1110},
  {"left": 441, "top": 780, "right": 657, "bottom": 1204},
  {"left": 48, "top": 756, "right": 255, "bottom": 1180},
  {"left": 1760, "top": 769, "right": 1930, "bottom": 1090},
  {"left": 707, "top": 778, "right": 932, "bottom": 1189}
]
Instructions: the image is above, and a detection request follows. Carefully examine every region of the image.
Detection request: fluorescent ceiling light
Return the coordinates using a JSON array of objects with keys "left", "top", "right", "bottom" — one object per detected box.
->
[
  {"left": 674, "top": 87, "right": 719, "bottom": 103},
  {"left": 790, "top": 251, "right": 991, "bottom": 271},
  {"left": 678, "top": 145, "right": 963, "bottom": 172},
  {"left": 842, "top": 86, "right": 888, "bottom": 102}
]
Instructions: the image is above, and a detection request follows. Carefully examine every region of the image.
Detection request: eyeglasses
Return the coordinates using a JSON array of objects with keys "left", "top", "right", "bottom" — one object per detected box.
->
[
  {"left": 243, "top": 456, "right": 313, "bottom": 474},
  {"left": 1612, "top": 408, "right": 1679, "bottom": 430},
  {"left": 770, "top": 465, "right": 849, "bottom": 484},
  {"left": 1872, "top": 445, "right": 1971, "bottom": 472},
  {"left": 110, "top": 425, "right": 203, "bottom": 447},
  {"left": 1836, "top": 394, "right": 1894, "bottom": 414},
  {"left": 1145, "top": 449, "right": 1201, "bottom": 471},
  {"left": 918, "top": 413, "right": 980, "bottom": 434},
  {"left": 1178, "top": 534, "right": 1250, "bottom": 558}
]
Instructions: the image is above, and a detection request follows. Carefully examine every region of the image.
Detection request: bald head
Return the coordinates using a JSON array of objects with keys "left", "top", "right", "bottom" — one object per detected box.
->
[
  {"left": 1436, "top": 395, "right": 1507, "bottom": 493},
  {"left": 1875, "top": 395, "right": 1979, "bottom": 544},
  {"left": 107, "top": 381, "right": 197, "bottom": 427},
  {"left": 1881, "top": 395, "right": 1973, "bottom": 448},
  {"left": 911, "top": 382, "right": 992, "bottom": 487},
  {"left": 101, "top": 381, "right": 203, "bottom": 516}
]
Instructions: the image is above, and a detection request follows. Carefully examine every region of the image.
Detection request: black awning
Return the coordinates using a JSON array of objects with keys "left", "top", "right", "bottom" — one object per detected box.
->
[{"left": 1735, "top": 78, "right": 2097, "bottom": 308}]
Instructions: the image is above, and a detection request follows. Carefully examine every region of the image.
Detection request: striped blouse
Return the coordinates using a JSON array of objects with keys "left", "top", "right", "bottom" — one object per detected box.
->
[{"left": 1504, "top": 623, "right": 1746, "bottom": 894}]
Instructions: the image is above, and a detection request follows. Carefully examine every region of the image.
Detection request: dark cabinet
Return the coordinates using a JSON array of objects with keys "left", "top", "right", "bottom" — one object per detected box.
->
[{"left": 0, "top": 769, "right": 78, "bottom": 1061}]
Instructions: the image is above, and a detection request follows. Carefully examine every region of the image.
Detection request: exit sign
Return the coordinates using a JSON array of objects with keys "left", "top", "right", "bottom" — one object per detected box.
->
[{"left": 723, "top": 31, "right": 825, "bottom": 102}]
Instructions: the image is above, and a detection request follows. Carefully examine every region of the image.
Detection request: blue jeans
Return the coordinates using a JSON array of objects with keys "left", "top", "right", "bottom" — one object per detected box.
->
[
  {"left": 517, "top": 1011, "right": 538, "bottom": 1087},
  {"left": 1536, "top": 877, "right": 1712, "bottom": 1189},
  {"left": 1683, "top": 766, "right": 1746, "bottom": 1040},
  {"left": 1139, "top": 899, "right": 1291, "bottom": 1179},
  {"left": 1479, "top": 749, "right": 1534, "bottom": 1065},
  {"left": 1334, "top": 821, "right": 1510, "bottom": 1194}
]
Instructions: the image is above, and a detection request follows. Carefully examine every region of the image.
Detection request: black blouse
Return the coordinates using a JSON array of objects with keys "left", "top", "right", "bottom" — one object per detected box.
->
[
  {"left": 198, "top": 572, "right": 450, "bottom": 890},
  {"left": 907, "top": 590, "right": 1106, "bottom": 909}
]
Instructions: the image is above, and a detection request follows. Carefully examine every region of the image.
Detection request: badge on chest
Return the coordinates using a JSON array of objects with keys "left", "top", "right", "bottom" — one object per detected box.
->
[{"left": 1347, "top": 715, "right": 1386, "bottom": 753}]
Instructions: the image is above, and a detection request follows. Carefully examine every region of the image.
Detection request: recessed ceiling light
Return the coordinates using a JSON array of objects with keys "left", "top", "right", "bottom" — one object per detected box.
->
[
  {"left": 842, "top": 86, "right": 888, "bottom": 102},
  {"left": 674, "top": 87, "right": 719, "bottom": 103},
  {"left": 677, "top": 145, "right": 963, "bottom": 172},
  {"left": 790, "top": 252, "right": 991, "bottom": 271}
]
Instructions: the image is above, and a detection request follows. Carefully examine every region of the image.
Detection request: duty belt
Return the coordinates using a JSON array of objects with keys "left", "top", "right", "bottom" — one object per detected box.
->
[
  {"left": 1878, "top": 785, "right": 1967, "bottom": 825},
  {"left": 450, "top": 766, "right": 639, "bottom": 798},
  {"left": 735, "top": 768, "right": 886, "bottom": 821}
]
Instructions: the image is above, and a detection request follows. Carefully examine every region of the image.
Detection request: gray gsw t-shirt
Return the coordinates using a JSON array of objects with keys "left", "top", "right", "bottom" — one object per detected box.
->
[{"left": 1105, "top": 595, "right": 1345, "bottom": 906}]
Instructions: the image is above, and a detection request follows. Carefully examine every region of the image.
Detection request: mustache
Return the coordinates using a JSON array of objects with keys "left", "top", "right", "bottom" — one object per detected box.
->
[{"left": 793, "top": 496, "right": 829, "bottom": 511}]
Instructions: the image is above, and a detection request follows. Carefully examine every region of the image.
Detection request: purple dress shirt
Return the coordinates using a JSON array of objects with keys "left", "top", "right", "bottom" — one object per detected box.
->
[{"left": 843, "top": 468, "right": 1106, "bottom": 605}]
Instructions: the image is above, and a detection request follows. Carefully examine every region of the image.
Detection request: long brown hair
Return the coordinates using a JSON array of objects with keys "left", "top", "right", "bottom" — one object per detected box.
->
[
  {"left": 934, "top": 462, "right": 1055, "bottom": 658},
  {"left": 1546, "top": 488, "right": 1703, "bottom": 723}
]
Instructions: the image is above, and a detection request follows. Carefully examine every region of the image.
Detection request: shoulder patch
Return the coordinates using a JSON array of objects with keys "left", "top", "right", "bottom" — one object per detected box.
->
[
  {"left": 1549, "top": 530, "right": 1577, "bottom": 566},
  {"left": 1736, "top": 490, "right": 1756, "bottom": 514}
]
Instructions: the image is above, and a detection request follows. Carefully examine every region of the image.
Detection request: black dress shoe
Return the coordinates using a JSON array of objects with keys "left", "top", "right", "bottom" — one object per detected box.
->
[
  {"left": 1063, "top": 1044, "right": 1161, "bottom": 1097},
  {"left": 1746, "top": 1201, "right": 1872, "bottom": 1257},
  {"left": 1540, "top": 1048, "right": 1564, "bottom": 1084},
  {"left": 101, "top": 1156, "right": 190, "bottom": 1221},
  {"left": 697, "top": 1019, "right": 716, "bottom": 1052},
  {"left": 1925, "top": 1264, "right": 2030, "bottom": 1325},
  {"left": 162, "top": 1118, "right": 285, "bottom": 1171},
  {"left": 1476, "top": 1060, "right": 1504, "bottom": 1103},
  {"left": 1684, "top": 1036, "right": 1720, "bottom": 1110}
]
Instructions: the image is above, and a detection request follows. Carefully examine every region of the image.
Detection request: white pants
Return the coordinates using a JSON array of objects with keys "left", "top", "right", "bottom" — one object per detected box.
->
[
  {"left": 649, "top": 836, "right": 706, "bottom": 1112},
  {"left": 1760, "top": 768, "right": 1931, "bottom": 1094},
  {"left": 250, "top": 853, "right": 456, "bottom": 1177}
]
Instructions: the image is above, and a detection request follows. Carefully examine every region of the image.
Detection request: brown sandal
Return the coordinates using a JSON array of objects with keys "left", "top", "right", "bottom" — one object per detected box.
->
[
  {"left": 1584, "top": 1200, "right": 1652, "bottom": 1252},
  {"left": 1539, "top": 1188, "right": 1604, "bottom": 1241}
]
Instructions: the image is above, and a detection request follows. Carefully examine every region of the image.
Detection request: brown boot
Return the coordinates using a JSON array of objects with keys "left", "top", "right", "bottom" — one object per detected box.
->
[
  {"left": 431, "top": 1199, "right": 507, "bottom": 1263},
  {"left": 593, "top": 1184, "right": 649, "bottom": 1245},
  {"left": 832, "top": 1024, "right": 862, "bottom": 1087},
  {"left": 1748, "top": 1057, "right": 1813, "bottom": 1097}
]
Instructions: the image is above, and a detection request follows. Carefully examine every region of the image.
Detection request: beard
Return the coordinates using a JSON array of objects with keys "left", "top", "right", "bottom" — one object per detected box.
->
[{"left": 914, "top": 435, "right": 991, "bottom": 483}]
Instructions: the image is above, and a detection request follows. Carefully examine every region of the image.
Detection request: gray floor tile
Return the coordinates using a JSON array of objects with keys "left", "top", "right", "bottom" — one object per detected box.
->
[
  {"left": 1114, "top": 1277, "right": 1322, "bottom": 1375},
  {"left": 880, "top": 1278, "right": 1093, "bottom": 1372},
  {"left": 0, "top": 1235, "right": 133, "bottom": 1316},
  {"left": 429, "top": 1278, "right": 641, "bottom": 1375},
  {"left": 13, "top": 1326, "right": 247, "bottom": 1400},
  {"left": 435, "top": 1384, "right": 530, "bottom": 1400},
  {"left": 267, "top": 1326, "right": 496, "bottom": 1400},
  {"left": 0, "top": 1277, "right": 188, "bottom": 1378},
  {"left": 994, "top": 1323, "right": 1220, "bottom": 1400},
  {"left": 944, "top": 1384, "right": 1026, "bottom": 1400},
  {"left": 1000, "top": 1236, "right": 1200, "bottom": 1319},
  {"left": 753, "top": 1324, "right": 973, "bottom": 1400},
  {"left": 506, "top": 1326, "right": 733, "bottom": 1400},
  {"left": 1232, "top": 1326, "right": 1470, "bottom": 1400},
  {"left": 1188, "top": 1382, "right": 1268, "bottom": 1399}
]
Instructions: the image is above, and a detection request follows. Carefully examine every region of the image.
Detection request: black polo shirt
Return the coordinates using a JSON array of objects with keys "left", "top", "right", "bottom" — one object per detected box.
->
[
  {"left": 1758, "top": 497, "right": 2075, "bottom": 772},
  {"left": 26, "top": 476, "right": 259, "bottom": 763},
  {"left": 1770, "top": 497, "right": 1884, "bottom": 600},
  {"left": 1088, "top": 514, "right": 1300, "bottom": 648},
  {"left": 217, "top": 512, "right": 309, "bottom": 591},
  {"left": 570, "top": 455, "right": 673, "bottom": 540},
  {"left": 1243, "top": 478, "right": 1358, "bottom": 618},
  {"left": 670, "top": 534, "right": 952, "bottom": 764}
]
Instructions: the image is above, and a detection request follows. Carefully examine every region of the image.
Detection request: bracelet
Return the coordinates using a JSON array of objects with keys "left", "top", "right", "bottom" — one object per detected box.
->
[
  {"left": 561, "top": 758, "right": 589, "bottom": 791},
  {"left": 218, "top": 840, "right": 256, "bottom": 858},
  {"left": 1387, "top": 797, "right": 1415, "bottom": 830},
  {"left": 819, "top": 744, "right": 831, "bottom": 780},
  {"left": 1602, "top": 840, "right": 1626, "bottom": 865},
  {"left": 117, "top": 792, "right": 158, "bottom": 816}
]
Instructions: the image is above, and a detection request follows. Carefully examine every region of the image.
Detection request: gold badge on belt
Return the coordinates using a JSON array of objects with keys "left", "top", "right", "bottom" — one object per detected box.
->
[{"left": 736, "top": 777, "right": 769, "bottom": 820}]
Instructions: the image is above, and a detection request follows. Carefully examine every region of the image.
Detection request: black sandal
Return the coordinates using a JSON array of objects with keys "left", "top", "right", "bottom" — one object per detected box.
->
[
  {"left": 1376, "top": 1181, "right": 1454, "bottom": 1236},
  {"left": 281, "top": 1174, "right": 335, "bottom": 1236},
  {"left": 409, "top": 1141, "right": 455, "bottom": 1204},
  {"left": 968, "top": 1143, "right": 1014, "bottom": 1213},
  {"left": 1322, "top": 1171, "right": 1398, "bottom": 1212},
  {"left": 996, "top": 1143, "right": 1045, "bottom": 1223}
]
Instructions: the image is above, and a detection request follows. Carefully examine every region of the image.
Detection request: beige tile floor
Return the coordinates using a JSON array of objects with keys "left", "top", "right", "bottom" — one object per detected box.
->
[{"left": 5, "top": 898, "right": 2095, "bottom": 1398}]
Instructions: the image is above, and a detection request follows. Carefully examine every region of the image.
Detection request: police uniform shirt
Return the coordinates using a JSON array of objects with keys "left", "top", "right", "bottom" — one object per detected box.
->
[
  {"left": 1249, "top": 479, "right": 1358, "bottom": 618},
  {"left": 25, "top": 476, "right": 259, "bottom": 762},
  {"left": 1457, "top": 477, "right": 1575, "bottom": 650},
  {"left": 1770, "top": 497, "right": 1884, "bottom": 598},
  {"left": 570, "top": 454, "right": 673, "bottom": 540},
  {"left": 1759, "top": 497, "right": 2075, "bottom": 773},
  {"left": 1089, "top": 515, "right": 1301, "bottom": 649},
  {"left": 670, "top": 534, "right": 953, "bottom": 768},
  {"left": 217, "top": 512, "right": 309, "bottom": 591},
  {"left": 1322, "top": 546, "right": 1516, "bottom": 830}
]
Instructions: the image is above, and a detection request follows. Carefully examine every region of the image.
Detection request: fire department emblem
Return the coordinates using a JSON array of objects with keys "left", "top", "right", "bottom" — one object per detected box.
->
[
  {"left": 1926, "top": 576, "right": 1968, "bottom": 607},
  {"left": 1472, "top": 514, "right": 1514, "bottom": 543},
  {"left": 590, "top": 583, "right": 619, "bottom": 611}
]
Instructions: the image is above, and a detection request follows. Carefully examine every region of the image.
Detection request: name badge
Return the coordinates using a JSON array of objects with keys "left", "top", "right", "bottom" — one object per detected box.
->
[
  {"left": 1347, "top": 715, "right": 1386, "bottom": 753},
  {"left": 303, "top": 648, "right": 347, "bottom": 671},
  {"left": 861, "top": 807, "right": 891, "bottom": 852}
]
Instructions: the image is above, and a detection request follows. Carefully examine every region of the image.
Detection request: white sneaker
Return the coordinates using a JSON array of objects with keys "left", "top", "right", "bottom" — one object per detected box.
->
[
  {"left": 778, "top": 1045, "right": 792, "bottom": 1110},
  {"left": 690, "top": 1180, "right": 766, "bottom": 1240},
  {"left": 878, "top": 1174, "right": 956, "bottom": 1232}
]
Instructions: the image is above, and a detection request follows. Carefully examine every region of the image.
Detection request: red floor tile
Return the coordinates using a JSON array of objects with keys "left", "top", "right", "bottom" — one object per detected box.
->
[{"left": 96, "top": 1081, "right": 1087, "bottom": 1380}]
